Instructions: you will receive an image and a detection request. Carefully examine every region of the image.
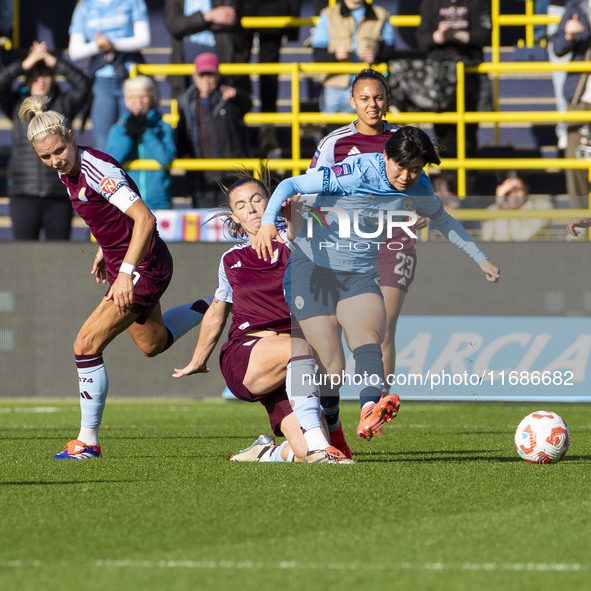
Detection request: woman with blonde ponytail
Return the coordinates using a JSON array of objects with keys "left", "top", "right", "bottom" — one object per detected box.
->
[{"left": 21, "top": 96, "right": 212, "bottom": 459}]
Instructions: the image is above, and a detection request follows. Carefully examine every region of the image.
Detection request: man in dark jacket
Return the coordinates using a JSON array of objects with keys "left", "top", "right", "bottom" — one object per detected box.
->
[
  {"left": 177, "top": 53, "right": 252, "bottom": 208},
  {"left": 163, "top": 0, "right": 250, "bottom": 97},
  {"left": 0, "top": 41, "right": 91, "bottom": 239},
  {"left": 416, "top": 0, "right": 492, "bottom": 195}
]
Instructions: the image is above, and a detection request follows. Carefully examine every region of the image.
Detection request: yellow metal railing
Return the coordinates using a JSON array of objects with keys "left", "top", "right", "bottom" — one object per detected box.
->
[
  {"left": 132, "top": 60, "right": 591, "bottom": 197},
  {"left": 122, "top": 4, "right": 591, "bottom": 238}
]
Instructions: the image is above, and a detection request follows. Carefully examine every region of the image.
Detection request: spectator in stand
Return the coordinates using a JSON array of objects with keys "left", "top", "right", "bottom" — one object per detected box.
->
[
  {"left": 163, "top": 0, "right": 250, "bottom": 97},
  {"left": 547, "top": 0, "right": 570, "bottom": 152},
  {"left": 0, "top": 41, "right": 91, "bottom": 240},
  {"left": 416, "top": 0, "right": 492, "bottom": 195},
  {"left": 431, "top": 172, "right": 461, "bottom": 212},
  {"left": 0, "top": 0, "right": 12, "bottom": 49},
  {"left": 242, "top": 0, "right": 302, "bottom": 157},
  {"left": 310, "top": 0, "right": 396, "bottom": 113},
  {"left": 552, "top": 0, "right": 591, "bottom": 206},
  {"left": 105, "top": 75, "right": 176, "bottom": 211},
  {"left": 176, "top": 53, "right": 252, "bottom": 208},
  {"left": 68, "top": 0, "right": 151, "bottom": 152},
  {"left": 480, "top": 175, "right": 553, "bottom": 241}
]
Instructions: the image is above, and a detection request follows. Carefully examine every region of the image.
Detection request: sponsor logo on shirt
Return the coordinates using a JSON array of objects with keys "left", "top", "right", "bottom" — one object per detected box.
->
[
  {"left": 331, "top": 163, "right": 352, "bottom": 177},
  {"left": 347, "top": 146, "right": 361, "bottom": 156},
  {"left": 231, "top": 261, "right": 242, "bottom": 269},
  {"left": 100, "top": 178, "right": 117, "bottom": 194},
  {"left": 78, "top": 188, "right": 88, "bottom": 202}
]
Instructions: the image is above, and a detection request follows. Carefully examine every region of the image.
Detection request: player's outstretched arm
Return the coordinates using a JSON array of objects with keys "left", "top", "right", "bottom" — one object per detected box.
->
[
  {"left": 480, "top": 259, "right": 500, "bottom": 283},
  {"left": 256, "top": 172, "right": 325, "bottom": 260},
  {"left": 566, "top": 217, "right": 591, "bottom": 236},
  {"left": 172, "top": 298, "right": 231, "bottom": 378}
]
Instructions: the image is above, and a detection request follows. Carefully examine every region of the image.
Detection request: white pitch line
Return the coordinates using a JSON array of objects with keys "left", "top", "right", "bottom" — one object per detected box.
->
[
  {"left": 0, "top": 560, "right": 586, "bottom": 573},
  {"left": 0, "top": 407, "right": 60, "bottom": 414}
]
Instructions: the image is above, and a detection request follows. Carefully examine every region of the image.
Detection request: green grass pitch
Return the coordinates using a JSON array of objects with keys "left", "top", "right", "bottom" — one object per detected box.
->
[{"left": 0, "top": 399, "right": 589, "bottom": 591}]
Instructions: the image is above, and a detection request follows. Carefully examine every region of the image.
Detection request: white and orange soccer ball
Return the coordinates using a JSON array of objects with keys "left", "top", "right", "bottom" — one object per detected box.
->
[{"left": 514, "top": 410, "right": 570, "bottom": 464}]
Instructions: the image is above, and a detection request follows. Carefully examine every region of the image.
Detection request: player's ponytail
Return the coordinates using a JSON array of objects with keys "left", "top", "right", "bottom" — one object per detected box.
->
[{"left": 18, "top": 95, "right": 71, "bottom": 143}]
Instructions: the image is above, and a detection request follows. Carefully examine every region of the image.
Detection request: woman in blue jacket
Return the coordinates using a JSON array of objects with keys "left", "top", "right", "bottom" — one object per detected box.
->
[{"left": 106, "top": 75, "right": 176, "bottom": 211}]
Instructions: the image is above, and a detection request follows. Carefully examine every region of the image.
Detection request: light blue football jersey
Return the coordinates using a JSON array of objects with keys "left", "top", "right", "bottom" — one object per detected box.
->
[{"left": 262, "top": 152, "right": 486, "bottom": 272}]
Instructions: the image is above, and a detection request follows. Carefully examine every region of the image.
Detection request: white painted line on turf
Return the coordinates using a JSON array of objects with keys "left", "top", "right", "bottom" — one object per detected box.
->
[
  {"left": 2, "top": 560, "right": 585, "bottom": 573},
  {"left": 97, "top": 560, "right": 587, "bottom": 572}
]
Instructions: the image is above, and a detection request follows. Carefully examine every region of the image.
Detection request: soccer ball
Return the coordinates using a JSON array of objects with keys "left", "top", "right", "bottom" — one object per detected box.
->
[{"left": 514, "top": 410, "right": 570, "bottom": 464}]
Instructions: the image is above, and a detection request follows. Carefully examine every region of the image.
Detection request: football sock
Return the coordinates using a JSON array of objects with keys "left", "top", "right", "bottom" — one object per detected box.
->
[
  {"left": 353, "top": 343, "right": 385, "bottom": 407},
  {"left": 76, "top": 353, "right": 108, "bottom": 443},
  {"left": 286, "top": 355, "right": 329, "bottom": 451},
  {"left": 260, "top": 441, "right": 289, "bottom": 462},
  {"left": 162, "top": 295, "right": 213, "bottom": 350},
  {"left": 329, "top": 423, "right": 348, "bottom": 451},
  {"left": 78, "top": 427, "right": 99, "bottom": 447},
  {"left": 320, "top": 383, "right": 341, "bottom": 431}
]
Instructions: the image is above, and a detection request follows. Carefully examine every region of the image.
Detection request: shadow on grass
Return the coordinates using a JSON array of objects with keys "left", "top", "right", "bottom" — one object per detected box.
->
[
  {"left": 354, "top": 451, "right": 591, "bottom": 463},
  {"left": 0, "top": 434, "right": 247, "bottom": 441},
  {"left": 459, "top": 430, "right": 515, "bottom": 436},
  {"left": 353, "top": 449, "right": 518, "bottom": 463}
]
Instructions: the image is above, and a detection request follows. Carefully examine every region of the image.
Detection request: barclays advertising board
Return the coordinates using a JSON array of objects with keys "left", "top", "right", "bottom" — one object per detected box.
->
[{"left": 337, "top": 316, "right": 591, "bottom": 401}]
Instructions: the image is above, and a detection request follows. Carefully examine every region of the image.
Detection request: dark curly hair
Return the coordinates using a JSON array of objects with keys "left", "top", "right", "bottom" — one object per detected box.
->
[{"left": 351, "top": 68, "right": 390, "bottom": 111}]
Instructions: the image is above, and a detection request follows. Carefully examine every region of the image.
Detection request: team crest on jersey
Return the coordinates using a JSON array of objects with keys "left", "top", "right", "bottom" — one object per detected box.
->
[
  {"left": 403, "top": 198, "right": 413, "bottom": 210},
  {"left": 294, "top": 296, "right": 304, "bottom": 310},
  {"left": 100, "top": 178, "right": 117, "bottom": 194},
  {"left": 310, "top": 150, "right": 320, "bottom": 169},
  {"left": 331, "top": 163, "right": 352, "bottom": 177},
  {"left": 270, "top": 248, "right": 279, "bottom": 264},
  {"left": 78, "top": 188, "right": 88, "bottom": 202}
]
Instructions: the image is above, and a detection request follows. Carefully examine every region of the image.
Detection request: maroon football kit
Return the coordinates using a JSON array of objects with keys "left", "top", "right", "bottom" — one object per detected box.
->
[{"left": 60, "top": 147, "right": 173, "bottom": 320}]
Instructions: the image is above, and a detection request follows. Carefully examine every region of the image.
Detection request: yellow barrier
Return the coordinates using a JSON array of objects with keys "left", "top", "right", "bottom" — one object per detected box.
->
[
  {"left": 123, "top": 5, "right": 591, "bottom": 241},
  {"left": 133, "top": 60, "right": 591, "bottom": 195}
]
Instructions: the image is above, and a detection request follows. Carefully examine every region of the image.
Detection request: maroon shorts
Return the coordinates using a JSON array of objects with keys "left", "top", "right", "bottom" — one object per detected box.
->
[
  {"left": 220, "top": 334, "right": 292, "bottom": 437},
  {"left": 376, "top": 233, "right": 417, "bottom": 292},
  {"left": 105, "top": 237, "right": 174, "bottom": 324}
]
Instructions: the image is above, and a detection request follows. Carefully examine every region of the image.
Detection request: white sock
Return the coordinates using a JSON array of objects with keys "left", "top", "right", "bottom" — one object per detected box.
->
[
  {"left": 286, "top": 356, "right": 330, "bottom": 451},
  {"left": 77, "top": 426, "right": 99, "bottom": 447},
  {"left": 304, "top": 427, "right": 330, "bottom": 452}
]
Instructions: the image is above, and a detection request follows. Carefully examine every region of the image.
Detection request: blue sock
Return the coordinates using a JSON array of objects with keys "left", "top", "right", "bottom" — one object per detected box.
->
[
  {"left": 76, "top": 354, "right": 108, "bottom": 429},
  {"left": 353, "top": 343, "right": 384, "bottom": 407},
  {"left": 162, "top": 295, "right": 213, "bottom": 349},
  {"left": 262, "top": 441, "right": 289, "bottom": 462}
]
